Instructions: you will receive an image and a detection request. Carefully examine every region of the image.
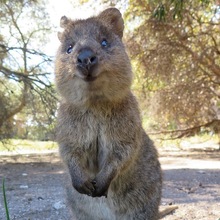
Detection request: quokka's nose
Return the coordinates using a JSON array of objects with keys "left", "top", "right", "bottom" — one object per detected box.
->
[{"left": 77, "top": 49, "right": 98, "bottom": 70}]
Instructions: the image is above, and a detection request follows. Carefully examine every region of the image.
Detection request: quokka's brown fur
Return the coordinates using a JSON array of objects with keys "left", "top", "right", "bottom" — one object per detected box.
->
[{"left": 55, "top": 8, "right": 162, "bottom": 220}]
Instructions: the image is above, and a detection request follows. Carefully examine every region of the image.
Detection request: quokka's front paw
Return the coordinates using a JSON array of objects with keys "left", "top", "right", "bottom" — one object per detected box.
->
[
  {"left": 91, "top": 179, "right": 109, "bottom": 198},
  {"left": 72, "top": 178, "right": 95, "bottom": 196}
]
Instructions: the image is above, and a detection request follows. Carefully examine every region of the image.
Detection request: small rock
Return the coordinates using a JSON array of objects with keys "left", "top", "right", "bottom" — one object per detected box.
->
[
  {"left": 22, "top": 173, "right": 28, "bottom": 176},
  {"left": 199, "top": 182, "right": 205, "bottom": 188},
  {"left": 53, "top": 201, "right": 65, "bottom": 210},
  {"left": 19, "top": 185, "right": 29, "bottom": 189},
  {"left": 197, "top": 170, "right": 206, "bottom": 174}
]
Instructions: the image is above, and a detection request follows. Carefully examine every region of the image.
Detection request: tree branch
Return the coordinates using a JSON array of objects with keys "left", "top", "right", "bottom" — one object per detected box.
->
[{"left": 147, "top": 119, "right": 220, "bottom": 139}]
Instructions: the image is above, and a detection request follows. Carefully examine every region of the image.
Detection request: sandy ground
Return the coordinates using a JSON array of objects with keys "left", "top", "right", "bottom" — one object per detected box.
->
[{"left": 0, "top": 147, "right": 219, "bottom": 220}]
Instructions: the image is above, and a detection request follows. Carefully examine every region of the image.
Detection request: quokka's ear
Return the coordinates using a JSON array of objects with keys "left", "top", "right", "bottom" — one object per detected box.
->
[
  {"left": 98, "top": 8, "right": 124, "bottom": 38},
  {"left": 60, "top": 15, "right": 70, "bottom": 28},
  {"left": 57, "top": 16, "right": 71, "bottom": 42}
]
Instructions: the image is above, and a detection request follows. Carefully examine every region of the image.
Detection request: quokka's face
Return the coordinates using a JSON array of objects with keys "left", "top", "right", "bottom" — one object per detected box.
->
[
  {"left": 55, "top": 8, "right": 133, "bottom": 104},
  {"left": 57, "top": 20, "right": 125, "bottom": 82}
]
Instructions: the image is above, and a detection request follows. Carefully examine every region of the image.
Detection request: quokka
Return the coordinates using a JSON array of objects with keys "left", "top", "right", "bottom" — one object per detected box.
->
[{"left": 55, "top": 8, "right": 162, "bottom": 220}]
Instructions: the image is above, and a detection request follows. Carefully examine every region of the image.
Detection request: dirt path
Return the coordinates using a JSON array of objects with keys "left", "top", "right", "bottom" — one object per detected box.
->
[{"left": 0, "top": 149, "right": 219, "bottom": 220}]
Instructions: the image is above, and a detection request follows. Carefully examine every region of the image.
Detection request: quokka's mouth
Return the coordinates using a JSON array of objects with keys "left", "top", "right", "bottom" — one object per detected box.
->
[
  {"left": 83, "top": 75, "right": 97, "bottom": 82},
  {"left": 76, "top": 64, "right": 99, "bottom": 82}
]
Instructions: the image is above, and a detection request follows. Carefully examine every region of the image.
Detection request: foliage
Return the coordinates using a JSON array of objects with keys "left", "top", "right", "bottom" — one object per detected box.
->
[
  {"left": 0, "top": 0, "right": 57, "bottom": 140},
  {"left": 2, "top": 178, "right": 10, "bottom": 220},
  {"left": 1, "top": 0, "right": 219, "bottom": 141},
  {"left": 0, "top": 139, "right": 57, "bottom": 152},
  {"left": 125, "top": 0, "right": 220, "bottom": 137}
]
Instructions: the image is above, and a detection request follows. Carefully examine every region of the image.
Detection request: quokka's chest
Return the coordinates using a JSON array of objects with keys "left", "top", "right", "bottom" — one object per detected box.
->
[{"left": 75, "top": 127, "right": 109, "bottom": 177}]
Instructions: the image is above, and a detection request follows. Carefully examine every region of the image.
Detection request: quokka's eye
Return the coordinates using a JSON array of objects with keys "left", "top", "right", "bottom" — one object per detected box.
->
[
  {"left": 101, "top": 39, "right": 109, "bottom": 48},
  {"left": 66, "top": 44, "right": 73, "bottom": 54}
]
